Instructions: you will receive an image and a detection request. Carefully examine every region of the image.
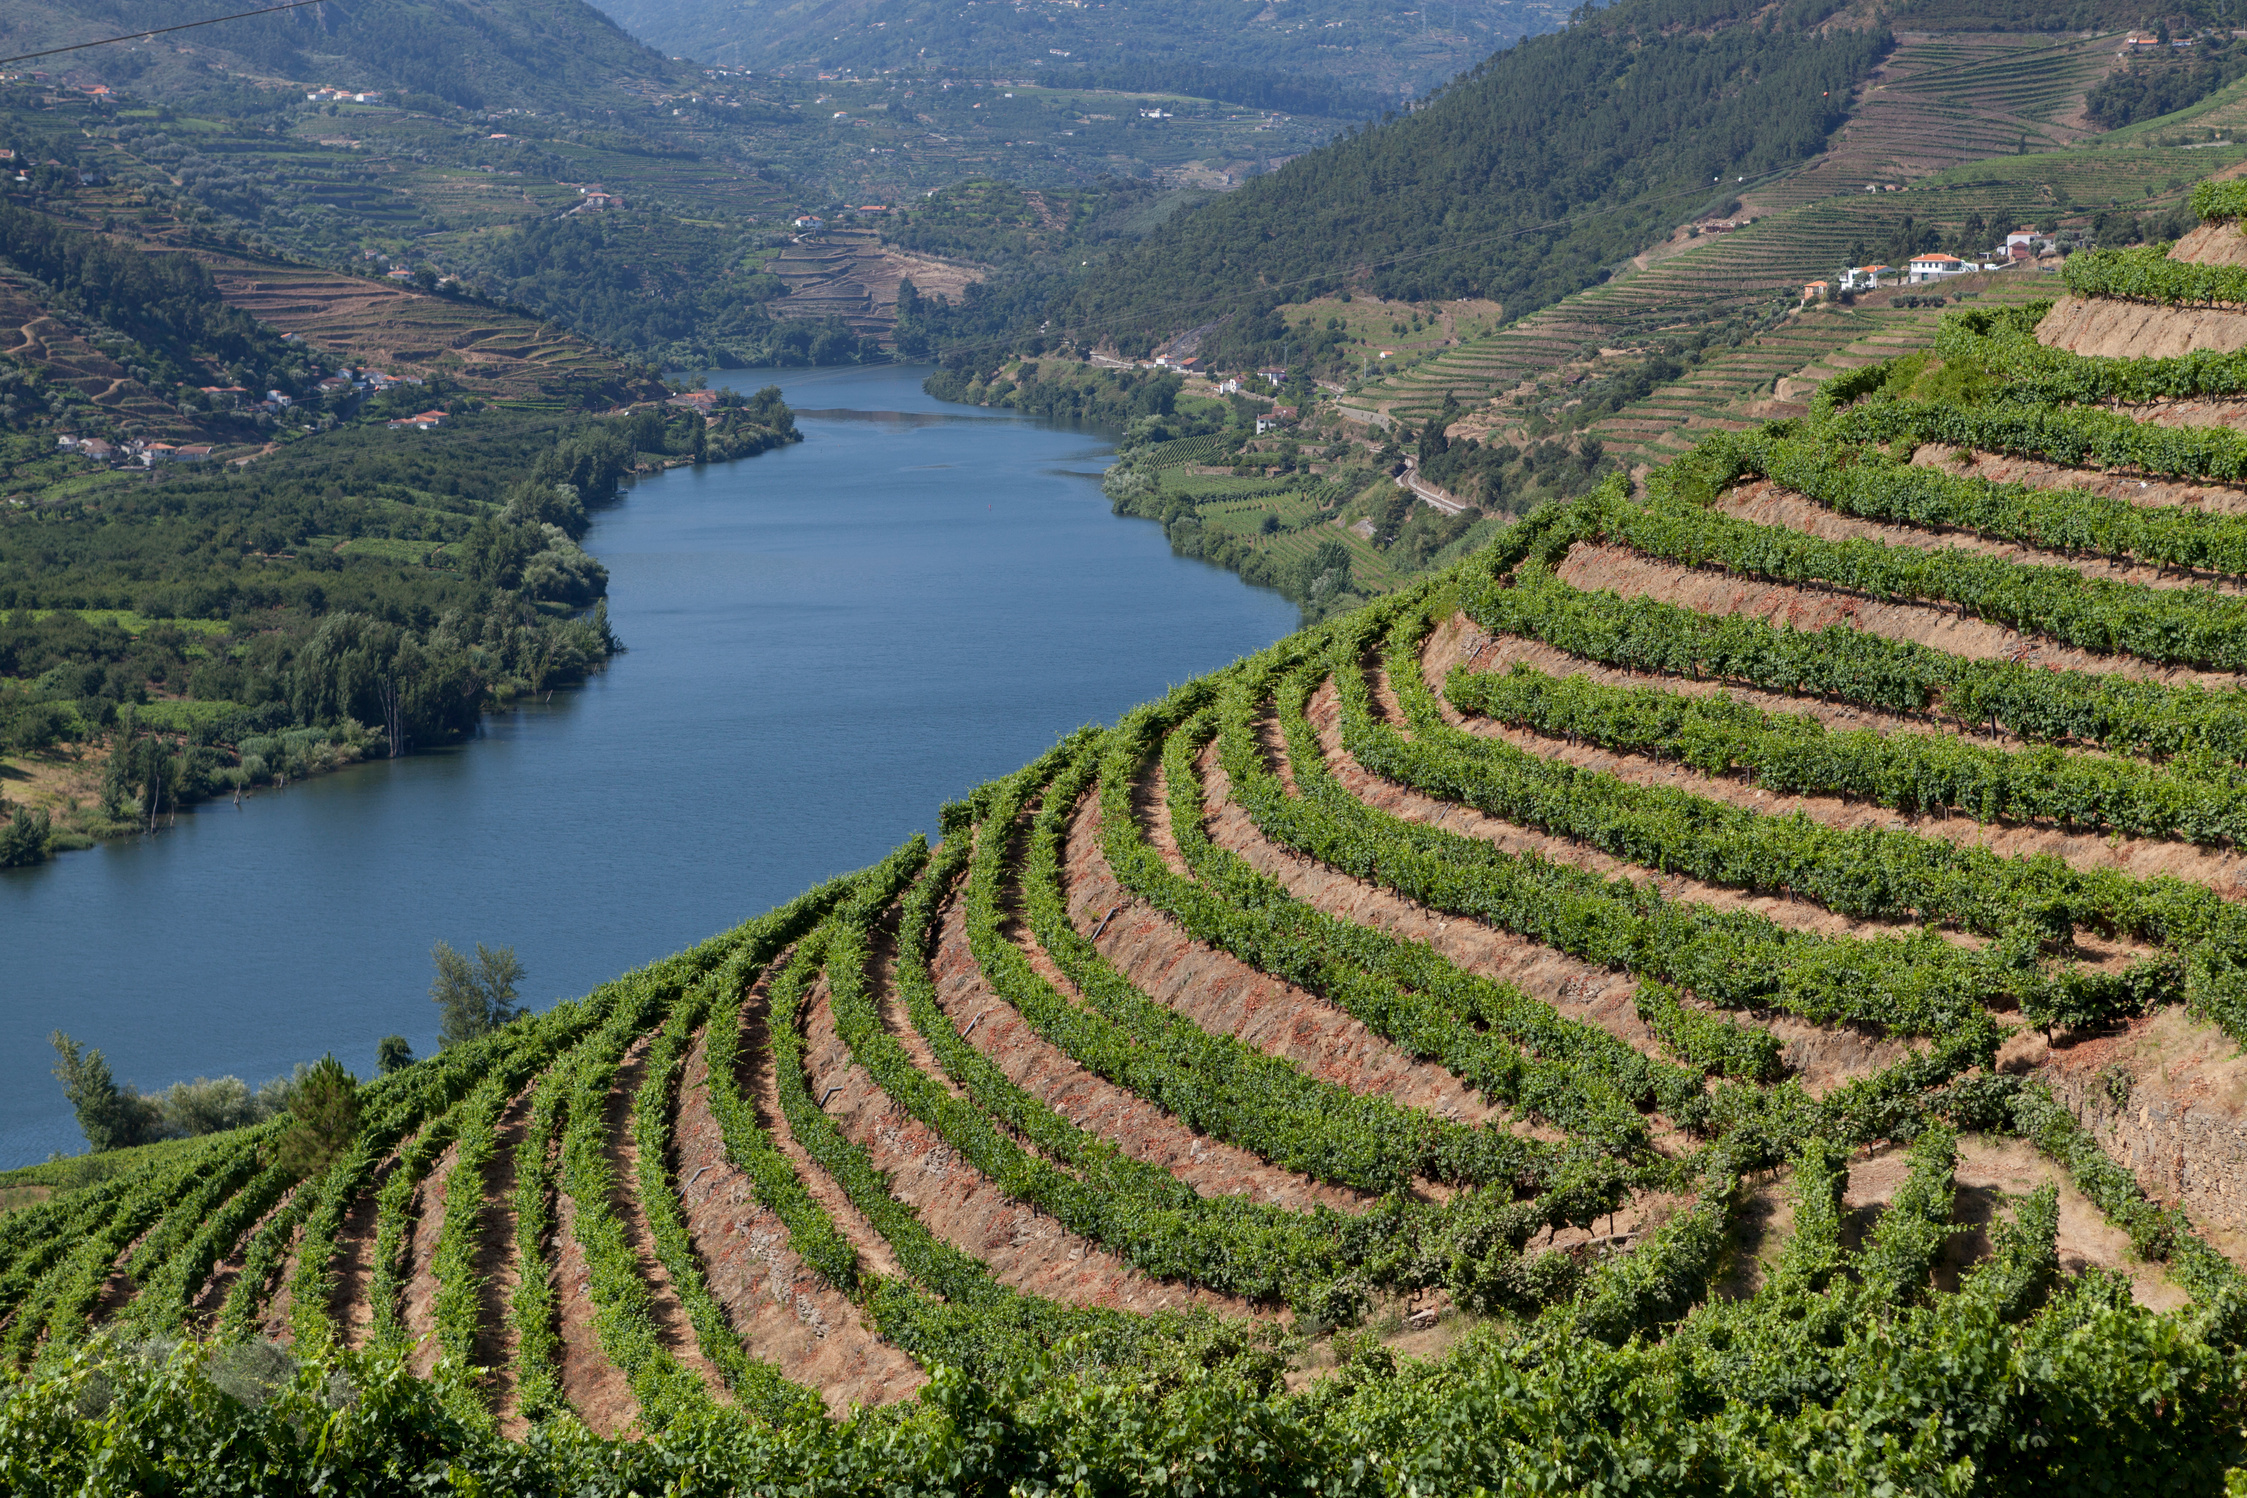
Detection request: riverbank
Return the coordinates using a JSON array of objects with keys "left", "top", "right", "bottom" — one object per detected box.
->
[
  {"left": 921, "top": 357, "right": 1508, "bottom": 620},
  {"left": 2, "top": 363, "right": 1296, "bottom": 1167},
  {"left": 0, "top": 392, "right": 802, "bottom": 868}
]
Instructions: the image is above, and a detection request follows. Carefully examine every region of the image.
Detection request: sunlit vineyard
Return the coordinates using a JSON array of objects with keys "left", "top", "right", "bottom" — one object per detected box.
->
[{"left": 18, "top": 195, "right": 2247, "bottom": 1496}]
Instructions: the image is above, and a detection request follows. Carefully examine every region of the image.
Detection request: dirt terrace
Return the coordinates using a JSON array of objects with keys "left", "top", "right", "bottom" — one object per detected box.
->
[
  {"left": 1722, "top": 480, "right": 2247, "bottom": 598},
  {"left": 798, "top": 961, "right": 1252, "bottom": 1317},
  {"left": 1419, "top": 611, "right": 2247, "bottom": 1249},
  {"left": 675, "top": 1025, "right": 922, "bottom": 1415},
  {"left": 1554, "top": 541, "right": 2247, "bottom": 692},
  {"left": 929, "top": 865, "right": 1368, "bottom": 1213}
]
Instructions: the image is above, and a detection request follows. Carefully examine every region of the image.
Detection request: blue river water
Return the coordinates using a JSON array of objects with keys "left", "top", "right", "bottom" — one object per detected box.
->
[{"left": 0, "top": 365, "right": 1297, "bottom": 1168}]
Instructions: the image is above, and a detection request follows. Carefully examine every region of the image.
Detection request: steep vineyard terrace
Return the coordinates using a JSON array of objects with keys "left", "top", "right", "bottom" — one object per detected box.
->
[{"left": 14, "top": 206, "right": 2247, "bottom": 1485}]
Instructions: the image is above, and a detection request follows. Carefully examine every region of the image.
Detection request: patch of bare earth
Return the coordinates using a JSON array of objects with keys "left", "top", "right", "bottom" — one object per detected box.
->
[
  {"left": 1292, "top": 675, "right": 1919, "bottom": 1095},
  {"left": 799, "top": 957, "right": 1258, "bottom": 1317},
  {"left": 1907, "top": 445, "right": 2247, "bottom": 519},
  {"left": 1722, "top": 480, "right": 2247, "bottom": 598},
  {"left": 1843, "top": 1136, "right": 2187, "bottom": 1309},
  {"left": 740, "top": 964, "right": 910, "bottom": 1284},
  {"left": 603, "top": 1037, "right": 729, "bottom": 1399},
  {"left": 477, "top": 1087, "right": 534, "bottom": 1435},
  {"left": 400, "top": 1145, "right": 458, "bottom": 1377},
  {"left": 2036, "top": 295, "right": 2247, "bottom": 360},
  {"left": 2003, "top": 1013, "right": 2247, "bottom": 1256},
  {"left": 189, "top": 1184, "right": 302, "bottom": 1336},
  {"left": 674, "top": 1026, "right": 922, "bottom": 1416},
  {"left": 551, "top": 1150, "right": 638, "bottom": 1435},
  {"left": 1424, "top": 611, "right": 2247, "bottom": 1248},
  {"left": 1424, "top": 613, "right": 2247, "bottom": 906},
  {"left": 1553, "top": 542, "right": 2247, "bottom": 692},
  {"left": 1062, "top": 787, "right": 1510, "bottom": 1131},
  {"left": 329, "top": 1159, "right": 398, "bottom": 1349},
  {"left": 936, "top": 861, "right": 1369, "bottom": 1213}
]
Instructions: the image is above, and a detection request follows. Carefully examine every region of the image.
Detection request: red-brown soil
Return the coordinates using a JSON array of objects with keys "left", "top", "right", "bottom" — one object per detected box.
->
[
  {"left": 477, "top": 1088, "right": 536, "bottom": 1435},
  {"left": 1844, "top": 1135, "right": 2187, "bottom": 1308},
  {"left": 1722, "top": 480, "right": 2247, "bottom": 598},
  {"left": 740, "top": 964, "right": 910, "bottom": 1284},
  {"left": 2037, "top": 294, "right": 2247, "bottom": 359},
  {"left": 1420, "top": 612, "right": 2247, "bottom": 1249},
  {"left": 1285, "top": 678, "right": 1920, "bottom": 1094},
  {"left": 798, "top": 958, "right": 1258, "bottom": 1316},
  {"left": 401, "top": 1145, "right": 458, "bottom": 1374},
  {"left": 673, "top": 1026, "right": 924, "bottom": 1416},
  {"left": 1553, "top": 542, "right": 2247, "bottom": 691},
  {"left": 328, "top": 1158, "right": 399, "bottom": 1348},
  {"left": 550, "top": 1158, "right": 637, "bottom": 1435},
  {"left": 931, "top": 864, "right": 1370, "bottom": 1213},
  {"left": 601, "top": 1037, "right": 729, "bottom": 1399},
  {"left": 1063, "top": 788, "right": 1511, "bottom": 1133},
  {"left": 1422, "top": 612, "right": 2247, "bottom": 905},
  {"left": 1907, "top": 445, "right": 2247, "bottom": 519}
]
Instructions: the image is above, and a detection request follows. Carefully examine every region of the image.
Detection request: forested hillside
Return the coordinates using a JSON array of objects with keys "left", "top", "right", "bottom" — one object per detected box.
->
[{"left": 1041, "top": 0, "right": 1888, "bottom": 370}]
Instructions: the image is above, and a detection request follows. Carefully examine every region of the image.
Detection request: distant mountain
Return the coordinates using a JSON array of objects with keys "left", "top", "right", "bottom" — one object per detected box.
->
[
  {"left": 592, "top": 0, "right": 1570, "bottom": 100},
  {"left": 0, "top": 0, "right": 688, "bottom": 115}
]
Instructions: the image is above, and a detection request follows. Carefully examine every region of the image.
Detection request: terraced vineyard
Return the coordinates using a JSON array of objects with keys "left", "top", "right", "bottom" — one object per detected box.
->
[
  {"left": 19, "top": 195, "right": 2247, "bottom": 1490},
  {"left": 1341, "top": 23, "right": 2229, "bottom": 435},
  {"left": 1585, "top": 270, "right": 2063, "bottom": 465}
]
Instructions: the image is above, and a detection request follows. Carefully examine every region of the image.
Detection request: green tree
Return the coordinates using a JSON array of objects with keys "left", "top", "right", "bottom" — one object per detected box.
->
[
  {"left": 271, "top": 1054, "right": 360, "bottom": 1177},
  {"left": 50, "top": 1031, "right": 158, "bottom": 1152},
  {"left": 430, "top": 940, "right": 524, "bottom": 1048},
  {"left": 375, "top": 1035, "right": 414, "bottom": 1076},
  {"left": 0, "top": 806, "right": 50, "bottom": 867}
]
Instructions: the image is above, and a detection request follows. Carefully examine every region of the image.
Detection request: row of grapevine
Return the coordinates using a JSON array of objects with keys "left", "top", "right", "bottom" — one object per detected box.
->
[{"left": 1447, "top": 657, "right": 2247, "bottom": 847}]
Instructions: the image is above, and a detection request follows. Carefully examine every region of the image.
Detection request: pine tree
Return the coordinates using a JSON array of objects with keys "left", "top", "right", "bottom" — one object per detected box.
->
[{"left": 430, "top": 941, "right": 525, "bottom": 1048}]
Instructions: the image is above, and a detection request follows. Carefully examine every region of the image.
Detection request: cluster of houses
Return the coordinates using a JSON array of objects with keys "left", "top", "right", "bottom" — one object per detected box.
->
[
  {"left": 1801, "top": 228, "right": 2062, "bottom": 301},
  {"left": 305, "top": 87, "right": 385, "bottom": 104},
  {"left": 55, "top": 434, "right": 213, "bottom": 466}
]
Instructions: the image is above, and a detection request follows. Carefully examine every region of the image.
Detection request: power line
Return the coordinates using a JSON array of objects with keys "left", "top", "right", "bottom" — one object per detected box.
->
[{"left": 0, "top": 0, "right": 332, "bottom": 71}]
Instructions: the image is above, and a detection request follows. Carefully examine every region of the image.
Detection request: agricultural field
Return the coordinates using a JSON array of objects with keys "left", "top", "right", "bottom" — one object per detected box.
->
[
  {"left": 1347, "top": 138, "right": 2239, "bottom": 430},
  {"left": 14, "top": 191, "right": 2247, "bottom": 1489},
  {"left": 1757, "top": 30, "right": 2127, "bottom": 211}
]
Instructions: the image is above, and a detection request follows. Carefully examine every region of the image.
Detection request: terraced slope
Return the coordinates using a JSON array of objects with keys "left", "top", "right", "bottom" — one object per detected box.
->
[
  {"left": 15, "top": 202, "right": 2247, "bottom": 1484},
  {"left": 1585, "top": 270, "right": 2063, "bottom": 465},
  {"left": 1340, "top": 33, "right": 2215, "bottom": 431},
  {"left": 1761, "top": 30, "right": 2123, "bottom": 211}
]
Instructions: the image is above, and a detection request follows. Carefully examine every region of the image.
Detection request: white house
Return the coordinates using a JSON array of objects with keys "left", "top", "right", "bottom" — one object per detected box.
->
[
  {"left": 1838, "top": 264, "right": 1892, "bottom": 290},
  {"left": 1907, "top": 253, "right": 1970, "bottom": 283}
]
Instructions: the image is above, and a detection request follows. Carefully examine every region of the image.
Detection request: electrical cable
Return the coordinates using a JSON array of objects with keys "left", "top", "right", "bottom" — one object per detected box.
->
[{"left": 0, "top": 0, "right": 333, "bottom": 71}]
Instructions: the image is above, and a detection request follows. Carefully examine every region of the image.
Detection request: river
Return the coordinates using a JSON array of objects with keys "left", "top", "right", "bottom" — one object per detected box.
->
[{"left": 0, "top": 365, "right": 1296, "bottom": 1168}]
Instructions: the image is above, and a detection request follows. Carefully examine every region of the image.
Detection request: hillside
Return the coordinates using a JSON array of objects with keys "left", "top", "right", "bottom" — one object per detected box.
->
[
  {"left": 14, "top": 172, "right": 2247, "bottom": 1487},
  {"left": 0, "top": 0, "right": 688, "bottom": 117},
  {"left": 594, "top": 0, "right": 1562, "bottom": 101},
  {"left": 1043, "top": 0, "right": 1893, "bottom": 369}
]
